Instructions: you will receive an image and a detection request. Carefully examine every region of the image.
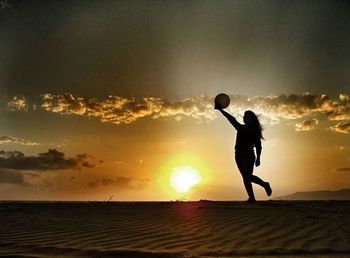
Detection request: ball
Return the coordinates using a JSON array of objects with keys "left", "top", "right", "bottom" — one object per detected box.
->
[{"left": 214, "top": 93, "right": 230, "bottom": 109}]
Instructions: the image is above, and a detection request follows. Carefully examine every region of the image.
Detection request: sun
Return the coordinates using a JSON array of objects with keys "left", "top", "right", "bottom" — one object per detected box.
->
[{"left": 170, "top": 167, "right": 201, "bottom": 193}]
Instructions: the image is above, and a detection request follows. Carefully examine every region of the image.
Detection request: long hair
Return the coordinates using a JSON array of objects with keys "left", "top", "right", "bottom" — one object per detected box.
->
[{"left": 244, "top": 110, "right": 264, "bottom": 140}]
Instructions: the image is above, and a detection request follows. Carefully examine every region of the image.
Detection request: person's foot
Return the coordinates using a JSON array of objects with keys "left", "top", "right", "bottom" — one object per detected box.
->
[
  {"left": 247, "top": 198, "right": 256, "bottom": 203},
  {"left": 264, "top": 182, "right": 272, "bottom": 196}
]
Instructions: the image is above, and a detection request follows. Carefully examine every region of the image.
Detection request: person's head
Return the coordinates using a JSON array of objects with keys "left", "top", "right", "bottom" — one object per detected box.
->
[{"left": 243, "top": 110, "right": 264, "bottom": 139}]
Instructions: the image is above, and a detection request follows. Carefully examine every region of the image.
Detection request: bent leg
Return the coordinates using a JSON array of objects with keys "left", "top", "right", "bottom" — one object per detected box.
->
[
  {"left": 252, "top": 175, "right": 272, "bottom": 196},
  {"left": 251, "top": 175, "right": 266, "bottom": 187}
]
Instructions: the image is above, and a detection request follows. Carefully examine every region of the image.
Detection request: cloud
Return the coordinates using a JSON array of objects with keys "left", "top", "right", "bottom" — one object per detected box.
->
[
  {"left": 335, "top": 167, "right": 350, "bottom": 172},
  {"left": 229, "top": 93, "right": 350, "bottom": 122},
  {"left": 335, "top": 145, "right": 346, "bottom": 151},
  {"left": 88, "top": 176, "right": 132, "bottom": 188},
  {"left": 7, "top": 93, "right": 350, "bottom": 127},
  {"left": 328, "top": 121, "right": 350, "bottom": 134},
  {"left": 7, "top": 96, "right": 28, "bottom": 111},
  {"left": 40, "top": 93, "right": 350, "bottom": 125},
  {"left": 87, "top": 176, "right": 149, "bottom": 189},
  {"left": 0, "top": 1, "right": 12, "bottom": 9},
  {"left": 40, "top": 93, "right": 216, "bottom": 124},
  {"left": 0, "top": 168, "right": 28, "bottom": 186},
  {"left": 0, "top": 149, "right": 96, "bottom": 171},
  {"left": 295, "top": 119, "right": 319, "bottom": 131},
  {"left": 0, "top": 135, "right": 39, "bottom": 145}
]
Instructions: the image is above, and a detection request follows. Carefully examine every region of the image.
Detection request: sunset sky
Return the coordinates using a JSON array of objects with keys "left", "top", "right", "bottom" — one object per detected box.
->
[{"left": 1, "top": 1, "right": 350, "bottom": 201}]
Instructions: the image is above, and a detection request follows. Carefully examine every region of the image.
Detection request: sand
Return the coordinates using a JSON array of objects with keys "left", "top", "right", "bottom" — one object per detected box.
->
[{"left": 0, "top": 201, "right": 349, "bottom": 257}]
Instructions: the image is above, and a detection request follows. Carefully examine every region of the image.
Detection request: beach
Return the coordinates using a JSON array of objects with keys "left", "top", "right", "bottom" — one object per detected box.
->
[{"left": 0, "top": 201, "right": 349, "bottom": 257}]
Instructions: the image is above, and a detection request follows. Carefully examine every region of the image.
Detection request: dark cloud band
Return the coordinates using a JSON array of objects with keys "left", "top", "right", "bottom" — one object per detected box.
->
[
  {"left": 0, "top": 168, "right": 27, "bottom": 186},
  {"left": 335, "top": 167, "right": 350, "bottom": 172},
  {"left": 0, "top": 149, "right": 95, "bottom": 171}
]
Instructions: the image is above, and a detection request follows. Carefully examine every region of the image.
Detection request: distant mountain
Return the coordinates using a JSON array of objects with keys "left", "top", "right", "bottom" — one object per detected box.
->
[{"left": 275, "top": 188, "right": 350, "bottom": 200}]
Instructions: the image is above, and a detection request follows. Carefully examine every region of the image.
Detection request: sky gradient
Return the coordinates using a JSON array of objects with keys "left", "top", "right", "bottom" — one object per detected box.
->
[{"left": 1, "top": 0, "right": 350, "bottom": 201}]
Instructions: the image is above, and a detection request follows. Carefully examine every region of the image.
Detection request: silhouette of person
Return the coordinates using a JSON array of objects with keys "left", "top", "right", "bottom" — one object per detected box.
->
[{"left": 215, "top": 104, "right": 272, "bottom": 202}]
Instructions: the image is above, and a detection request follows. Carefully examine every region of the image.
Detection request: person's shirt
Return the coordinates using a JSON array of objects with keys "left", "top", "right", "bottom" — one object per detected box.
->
[{"left": 222, "top": 111, "right": 261, "bottom": 152}]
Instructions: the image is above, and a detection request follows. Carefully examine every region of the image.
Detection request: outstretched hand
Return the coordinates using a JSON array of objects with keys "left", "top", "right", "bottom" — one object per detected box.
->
[
  {"left": 214, "top": 103, "right": 222, "bottom": 110},
  {"left": 255, "top": 159, "right": 260, "bottom": 167}
]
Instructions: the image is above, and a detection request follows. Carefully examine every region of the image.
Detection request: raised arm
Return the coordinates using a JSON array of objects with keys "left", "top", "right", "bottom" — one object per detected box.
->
[{"left": 217, "top": 109, "right": 242, "bottom": 130}]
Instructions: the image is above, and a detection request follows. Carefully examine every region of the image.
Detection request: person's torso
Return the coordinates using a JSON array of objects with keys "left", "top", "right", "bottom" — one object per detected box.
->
[{"left": 235, "top": 126, "right": 256, "bottom": 151}]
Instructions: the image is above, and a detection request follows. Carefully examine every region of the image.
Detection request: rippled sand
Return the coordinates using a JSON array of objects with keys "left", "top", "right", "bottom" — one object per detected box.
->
[{"left": 0, "top": 201, "right": 349, "bottom": 257}]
